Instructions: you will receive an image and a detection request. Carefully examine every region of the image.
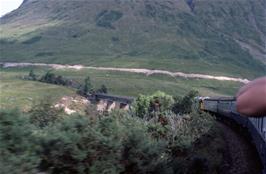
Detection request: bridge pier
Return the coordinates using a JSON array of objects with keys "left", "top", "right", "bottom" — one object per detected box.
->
[{"left": 96, "top": 99, "right": 130, "bottom": 112}]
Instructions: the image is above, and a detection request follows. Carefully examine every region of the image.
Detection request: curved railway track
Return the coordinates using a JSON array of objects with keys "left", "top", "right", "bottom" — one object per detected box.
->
[
  {"left": 218, "top": 122, "right": 262, "bottom": 174},
  {"left": 201, "top": 97, "right": 266, "bottom": 174}
]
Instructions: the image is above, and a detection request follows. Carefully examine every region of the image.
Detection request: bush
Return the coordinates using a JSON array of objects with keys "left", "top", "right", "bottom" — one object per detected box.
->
[
  {"left": 0, "top": 110, "right": 40, "bottom": 174},
  {"left": 37, "top": 111, "right": 167, "bottom": 174},
  {"left": 172, "top": 90, "right": 199, "bottom": 114},
  {"left": 170, "top": 111, "right": 214, "bottom": 150},
  {"left": 132, "top": 91, "right": 174, "bottom": 119},
  {"left": 96, "top": 84, "right": 108, "bottom": 94},
  {"left": 78, "top": 76, "right": 94, "bottom": 96},
  {"left": 0, "top": 91, "right": 215, "bottom": 174},
  {"left": 28, "top": 69, "right": 37, "bottom": 80},
  {"left": 29, "top": 98, "right": 64, "bottom": 128},
  {"left": 39, "top": 71, "right": 69, "bottom": 86},
  {"left": 132, "top": 94, "right": 151, "bottom": 118}
]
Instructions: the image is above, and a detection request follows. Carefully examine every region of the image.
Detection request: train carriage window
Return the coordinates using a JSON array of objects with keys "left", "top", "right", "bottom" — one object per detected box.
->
[
  {"left": 259, "top": 118, "right": 262, "bottom": 132},
  {"left": 231, "top": 101, "right": 236, "bottom": 112},
  {"left": 257, "top": 119, "right": 260, "bottom": 131},
  {"left": 263, "top": 118, "right": 266, "bottom": 139}
]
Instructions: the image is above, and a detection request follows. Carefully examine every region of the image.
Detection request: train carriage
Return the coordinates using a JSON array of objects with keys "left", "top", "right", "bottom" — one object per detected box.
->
[{"left": 199, "top": 96, "right": 266, "bottom": 174}]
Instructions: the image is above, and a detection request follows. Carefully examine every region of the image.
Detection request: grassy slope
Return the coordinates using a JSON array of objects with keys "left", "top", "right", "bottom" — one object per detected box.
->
[
  {"left": 0, "top": 68, "right": 75, "bottom": 110},
  {"left": 52, "top": 68, "right": 241, "bottom": 96},
  {"left": 0, "top": 0, "right": 265, "bottom": 78},
  {"left": 1, "top": 66, "right": 241, "bottom": 98}
]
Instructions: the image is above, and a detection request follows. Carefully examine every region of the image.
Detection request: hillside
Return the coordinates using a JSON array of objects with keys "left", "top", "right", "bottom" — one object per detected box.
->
[{"left": 0, "top": 0, "right": 265, "bottom": 78}]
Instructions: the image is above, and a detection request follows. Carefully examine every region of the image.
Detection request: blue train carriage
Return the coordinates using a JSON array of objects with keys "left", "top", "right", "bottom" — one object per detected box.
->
[
  {"left": 217, "top": 97, "right": 266, "bottom": 172},
  {"left": 230, "top": 98, "right": 266, "bottom": 171},
  {"left": 198, "top": 96, "right": 266, "bottom": 173},
  {"left": 229, "top": 100, "right": 266, "bottom": 172},
  {"left": 217, "top": 97, "right": 234, "bottom": 117},
  {"left": 248, "top": 116, "right": 266, "bottom": 172},
  {"left": 201, "top": 97, "right": 219, "bottom": 113},
  {"left": 220, "top": 98, "right": 249, "bottom": 127}
]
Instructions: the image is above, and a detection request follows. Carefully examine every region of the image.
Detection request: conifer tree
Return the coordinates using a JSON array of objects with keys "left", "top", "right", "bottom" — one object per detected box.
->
[
  {"left": 29, "top": 69, "right": 36, "bottom": 80},
  {"left": 84, "top": 76, "right": 93, "bottom": 94}
]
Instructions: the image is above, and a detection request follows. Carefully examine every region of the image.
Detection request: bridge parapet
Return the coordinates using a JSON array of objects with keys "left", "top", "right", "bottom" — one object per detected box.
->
[{"left": 92, "top": 93, "right": 134, "bottom": 112}]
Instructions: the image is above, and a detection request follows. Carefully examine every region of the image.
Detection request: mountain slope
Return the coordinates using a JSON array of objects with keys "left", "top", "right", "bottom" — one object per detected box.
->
[{"left": 0, "top": 0, "right": 265, "bottom": 78}]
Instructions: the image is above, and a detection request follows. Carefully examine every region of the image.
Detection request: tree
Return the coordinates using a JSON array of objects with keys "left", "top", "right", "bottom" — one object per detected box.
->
[
  {"left": 132, "top": 91, "right": 174, "bottom": 118},
  {"left": 41, "top": 71, "right": 56, "bottom": 83},
  {"left": 55, "top": 75, "right": 66, "bottom": 85},
  {"left": 97, "top": 84, "right": 108, "bottom": 94},
  {"left": 81, "top": 76, "right": 93, "bottom": 95},
  {"left": 29, "top": 69, "right": 37, "bottom": 80},
  {"left": 132, "top": 94, "right": 151, "bottom": 118},
  {"left": 29, "top": 97, "right": 64, "bottom": 128},
  {"left": 172, "top": 90, "right": 199, "bottom": 114},
  {"left": 0, "top": 110, "right": 40, "bottom": 173},
  {"left": 84, "top": 76, "right": 92, "bottom": 94},
  {"left": 150, "top": 91, "right": 174, "bottom": 112}
]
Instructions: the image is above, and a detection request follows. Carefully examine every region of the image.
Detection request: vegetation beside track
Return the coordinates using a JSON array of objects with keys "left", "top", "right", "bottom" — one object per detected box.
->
[{"left": 0, "top": 91, "right": 227, "bottom": 174}]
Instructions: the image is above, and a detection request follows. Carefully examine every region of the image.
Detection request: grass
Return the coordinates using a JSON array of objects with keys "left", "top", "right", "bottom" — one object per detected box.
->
[
  {"left": 51, "top": 67, "right": 242, "bottom": 97},
  {"left": 0, "top": 68, "right": 76, "bottom": 110},
  {"left": 0, "top": 66, "right": 242, "bottom": 104}
]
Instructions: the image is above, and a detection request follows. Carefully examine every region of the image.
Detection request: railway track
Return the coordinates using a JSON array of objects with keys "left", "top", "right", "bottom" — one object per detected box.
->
[
  {"left": 218, "top": 122, "right": 262, "bottom": 174},
  {"left": 200, "top": 97, "right": 266, "bottom": 174}
]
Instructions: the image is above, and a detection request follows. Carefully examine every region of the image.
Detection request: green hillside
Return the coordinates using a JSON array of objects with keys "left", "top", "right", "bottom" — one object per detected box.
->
[
  {"left": 0, "top": 0, "right": 265, "bottom": 78},
  {"left": 0, "top": 68, "right": 76, "bottom": 110},
  {"left": 0, "top": 66, "right": 242, "bottom": 110}
]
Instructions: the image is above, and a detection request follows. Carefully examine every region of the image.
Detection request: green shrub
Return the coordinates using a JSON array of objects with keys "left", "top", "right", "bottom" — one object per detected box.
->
[
  {"left": 0, "top": 110, "right": 40, "bottom": 174},
  {"left": 28, "top": 69, "right": 37, "bottom": 80},
  {"left": 96, "top": 84, "right": 108, "bottom": 94},
  {"left": 40, "top": 71, "right": 56, "bottom": 83},
  {"left": 132, "top": 94, "right": 151, "bottom": 118},
  {"left": 39, "top": 71, "right": 69, "bottom": 86},
  {"left": 78, "top": 76, "right": 93, "bottom": 95},
  {"left": 172, "top": 90, "right": 199, "bottom": 114},
  {"left": 0, "top": 91, "right": 215, "bottom": 174},
  {"left": 132, "top": 91, "right": 174, "bottom": 118},
  {"left": 37, "top": 111, "right": 167, "bottom": 173},
  {"left": 29, "top": 98, "right": 64, "bottom": 128}
]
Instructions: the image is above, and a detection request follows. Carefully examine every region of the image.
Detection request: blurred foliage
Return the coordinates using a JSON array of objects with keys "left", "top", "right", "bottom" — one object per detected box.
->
[
  {"left": 28, "top": 69, "right": 37, "bottom": 80},
  {"left": 0, "top": 109, "right": 40, "bottom": 174},
  {"left": 0, "top": 91, "right": 216, "bottom": 174},
  {"left": 29, "top": 97, "right": 64, "bottom": 128}
]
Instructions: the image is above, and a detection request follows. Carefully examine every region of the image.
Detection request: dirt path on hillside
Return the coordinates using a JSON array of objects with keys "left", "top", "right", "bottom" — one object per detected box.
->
[{"left": 0, "top": 62, "right": 250, "bottom": 83}]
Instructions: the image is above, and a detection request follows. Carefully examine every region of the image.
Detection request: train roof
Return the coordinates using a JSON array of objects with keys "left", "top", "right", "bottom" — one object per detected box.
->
[{"left": 204, "top": 96, "right": 235, "bottom": 101}]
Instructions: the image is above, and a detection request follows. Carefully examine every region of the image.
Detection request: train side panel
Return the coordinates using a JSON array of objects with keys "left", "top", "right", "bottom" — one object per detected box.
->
[
  {"left": 201, "top": 97, "right": 266, "bottom": 173},
  {"left": 217, "top": 100, "right": 232, "bottom": 117},
  {"left": 203, "top": 99, "right": 218, "bottom": 113}
]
